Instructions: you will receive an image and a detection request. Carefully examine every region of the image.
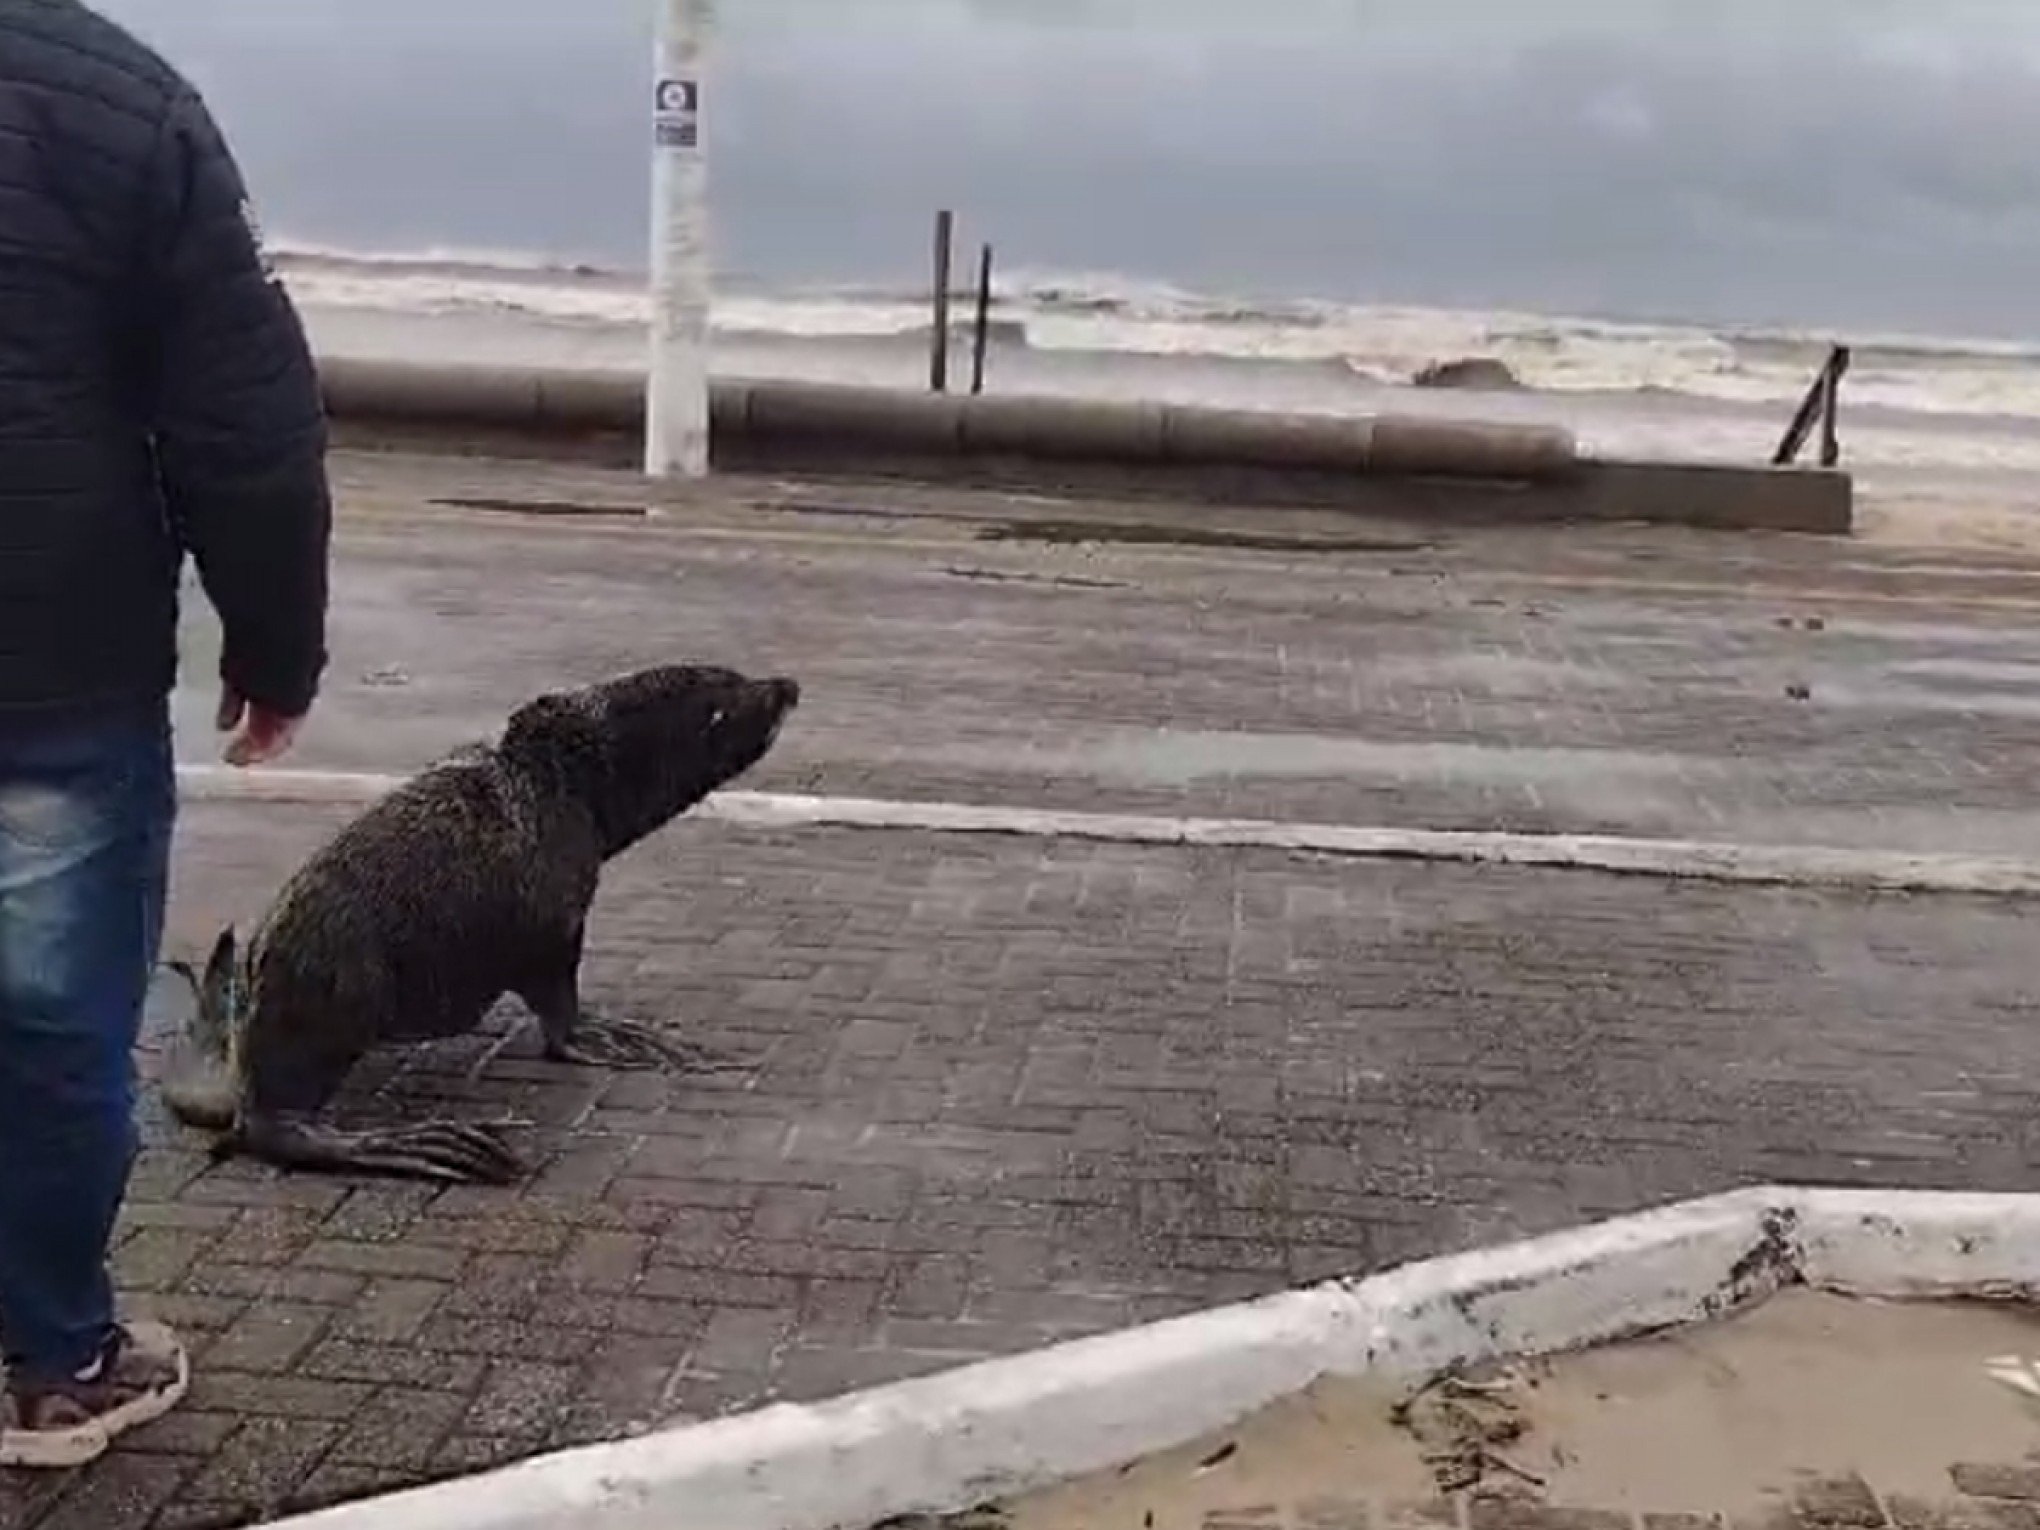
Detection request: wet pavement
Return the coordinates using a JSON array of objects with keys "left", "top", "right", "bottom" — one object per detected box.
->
[
  {"left": 166, "top": 449, "right": 2040, "bottom": 856},
  {"left": 8, "top": 451, "right": 2040, "bottom": 1528}
]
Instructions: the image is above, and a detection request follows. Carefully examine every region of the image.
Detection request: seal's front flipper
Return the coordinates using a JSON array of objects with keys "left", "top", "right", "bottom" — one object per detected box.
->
[
  {"left": 242, "top": 1113, "right": 527, "bottom": 1185},
  {"left": 548, "top": 1015, "right": 723, "bottom": 1073},
  {"left": 518, "top": 946, "right": 718, "bottom": 1073}
]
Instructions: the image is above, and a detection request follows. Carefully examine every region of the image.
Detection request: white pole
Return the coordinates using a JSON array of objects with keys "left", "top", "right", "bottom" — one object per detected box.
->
[{"left": 646, "top": 0, "right": 711, "bottom": 479}]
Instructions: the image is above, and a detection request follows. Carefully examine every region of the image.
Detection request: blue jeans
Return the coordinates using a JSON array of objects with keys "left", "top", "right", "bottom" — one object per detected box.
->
[{"left": 0, "top": 702, "right": 174, "bottom": 1383}]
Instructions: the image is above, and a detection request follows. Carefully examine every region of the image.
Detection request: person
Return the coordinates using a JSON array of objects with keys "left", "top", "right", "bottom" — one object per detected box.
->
[{"left": 0, "top": 0, "right": 332, "bottom": 1468}]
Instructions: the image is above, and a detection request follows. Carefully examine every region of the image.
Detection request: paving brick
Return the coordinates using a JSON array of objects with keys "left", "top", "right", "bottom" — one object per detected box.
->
[
  {"left": 321, "top": 1187, "right": 437, "bottom": 1243},
  {"left": 280, "top": 1460, "right": 423, "bottom": 1518},
  {"left": 123, "top": 1411, "right": 244, "bottom": 1458},
  {"left": 203, "top": 1304, "right": 333, "bottom": 1375},
  {"left": 432, "top": 1434, "right": 544, "bottom": 1476},
  {"left": 415, "top": 1317, "right": 607, "bottom": 1365},
  {"left": 767, "top": 1344, "right": 960, "bottom": 1404},
  {"left": 296, "top": 1239, "right": 467, "bottom": 1281},
  {"left": 126, "top": 1293, "right": 249, "bottom": 1337},
  {"left": 441, "top": 1254, "right": 550, "bottom": 1321},
  {"left": 24, "top": 1458, "right": 191, "bottom": 1530},
  {"left": 466, "top": 1363, "right": 580, "bottom": 1440},
  {"left": 886, "top": 1256, "right": 974, "bottom": 1321},
  {"left": 0, "top": 1478, "right": 68, "bottom": 1530},
  {"left": 142, "top": 1505, "right": 255, "bottom": 1530},
  {"left": 208, "top": 1211, "right": 325, "bottom": 1269},
  {"left": 176, "top": 1176, "right": 349, "bottom": 1215},
  {"left": 692, "top": 1307, "right": 797, "bottom": 1376},
  {"left": 298, "top": 1338, "right": 487, "bottom": 1393},
  {"left": 116, "top": 1204, "right": 239, "bottom": 1236},
  {"left": 185, "top": 1418, "right": 342, "bottom": 1511},
  {"left": 123, "top": 1150, "right": 213, "bottom": 1204},
  {"left": 329, "top": 1387, "right": 470, "bottom": 1472},
  {"left": 551, "top": 1336, "right": 693, "bottom": 1446},
  {"left": 328, "top": 1278, "right": 448, "bottom": 1344},
  {"left": 612, "top": 1298, "right": 709, "bottom": 1341},
  {"left": 557, "top": 1230, "right": 652, "bottom": 1293},
  {"left": 638, "top": 1266, "right": 802, "bottom": 1309},
  {"left": 110, "top": 1230, "right": 215, "bottom": 1292},
  {"left": 182, "top": 1266, "right": 366, "bottom": 1308},
  {"left": 185, "top": 1372, "right": 373, "bottom": 1423},
  {"left": 407, "top": 1217, "right": 576, "bottom": 1256}
]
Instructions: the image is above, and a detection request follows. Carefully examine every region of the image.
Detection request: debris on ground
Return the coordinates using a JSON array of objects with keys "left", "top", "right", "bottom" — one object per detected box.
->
[
  {"left": 1984, "top": 1355, "right": 2040, "bottom": 1405},
  {"left": 871, "top": 1507, "right": 1011, "bottom": 1530},
  {"left": 1389, "top": 1364, "right": 1542, "bottom": 1495}
]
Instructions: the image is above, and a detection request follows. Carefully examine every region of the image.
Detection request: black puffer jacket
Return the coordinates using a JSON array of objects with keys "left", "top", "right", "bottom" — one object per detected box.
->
[{"left": 0, "top": 0, "right": 330, "bottom": 722}]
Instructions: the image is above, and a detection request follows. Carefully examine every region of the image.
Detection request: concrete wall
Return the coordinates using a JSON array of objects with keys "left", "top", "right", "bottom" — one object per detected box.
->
[{"left": 314, "top": 356, "right": 1852, "bottom": 535}]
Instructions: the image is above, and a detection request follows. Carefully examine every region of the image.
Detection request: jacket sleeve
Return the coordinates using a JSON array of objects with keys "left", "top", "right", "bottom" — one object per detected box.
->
[{"left": 142, "top": 85, "right": 333, "bottom": 720}]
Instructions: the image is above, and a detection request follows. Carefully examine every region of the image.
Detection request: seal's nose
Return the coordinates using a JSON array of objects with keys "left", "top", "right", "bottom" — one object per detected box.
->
[{"left": 770, "top": 677, "right": 802, "bottom": 710}]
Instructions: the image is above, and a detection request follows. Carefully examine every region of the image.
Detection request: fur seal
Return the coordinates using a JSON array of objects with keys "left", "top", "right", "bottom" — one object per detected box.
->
[{"left": 160, "top": 663, "right": 801, "bottom": 1185}]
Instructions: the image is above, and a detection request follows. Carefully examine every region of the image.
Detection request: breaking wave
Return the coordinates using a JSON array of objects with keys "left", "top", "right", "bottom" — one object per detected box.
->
[{"left": 269, "top": 240, "right": 2040, "bottom": 425}]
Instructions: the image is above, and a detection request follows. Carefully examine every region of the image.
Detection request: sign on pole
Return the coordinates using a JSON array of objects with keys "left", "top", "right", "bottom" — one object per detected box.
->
[{"left": 646, "top": 0, "right": 711, "bottom": 479}]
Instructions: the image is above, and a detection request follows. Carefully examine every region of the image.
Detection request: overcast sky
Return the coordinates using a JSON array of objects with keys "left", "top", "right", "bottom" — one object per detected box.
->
[{"left": 90, "top": 1, "right": 2040, "bottom": 335}]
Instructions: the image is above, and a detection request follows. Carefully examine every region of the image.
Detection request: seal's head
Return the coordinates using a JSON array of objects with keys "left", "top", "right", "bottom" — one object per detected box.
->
[{"left": 504, "top": 664, "right": 801, "bottom": 855}]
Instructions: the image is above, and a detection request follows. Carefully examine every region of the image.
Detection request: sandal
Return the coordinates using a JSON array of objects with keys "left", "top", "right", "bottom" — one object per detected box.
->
[{"left": 0, "top": 1320, "right": 190, "bottom": 1469}]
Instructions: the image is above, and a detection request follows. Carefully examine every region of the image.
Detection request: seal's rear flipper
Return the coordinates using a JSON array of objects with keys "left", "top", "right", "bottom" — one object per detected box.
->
[
  {"left": 155, "top": 928, "right": 244, "bottom": 1133},
  {"left": 547, "top": 1014, "right": 725, "bottom": 1073},
  {"left": 242, "top": 1114, "right": 527, "bottom": 1186}
]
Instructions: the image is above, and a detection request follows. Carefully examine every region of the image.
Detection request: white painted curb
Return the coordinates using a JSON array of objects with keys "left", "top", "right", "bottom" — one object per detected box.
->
[
  {"left": 265, "top": 1186, "right": 2040, "bottom": 1530},
  {"left": 176, "top": 766, "right": 2040, "bottom": 897}
]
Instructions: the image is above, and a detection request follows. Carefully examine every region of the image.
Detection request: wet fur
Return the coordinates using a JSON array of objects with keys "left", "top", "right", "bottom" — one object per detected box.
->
[{"left": 160, "top": 664, "right": 800, "bottom": 1184}]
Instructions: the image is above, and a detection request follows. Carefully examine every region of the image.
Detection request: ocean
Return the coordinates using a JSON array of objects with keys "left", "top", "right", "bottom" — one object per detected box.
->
[
  {"left": 90, "top": 0, "right": 2040, "bottom": 512},
  {"left": 285, "top": 245, "right": 2040, "bottom": 504}
]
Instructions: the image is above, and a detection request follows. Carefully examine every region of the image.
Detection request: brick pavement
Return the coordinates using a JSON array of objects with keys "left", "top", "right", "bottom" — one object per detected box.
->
[
  {"left": 160, "top": 448, "right": 2040, "bottom": 858},
  {"left": 4, "top": 793, "right": 2038, "bottom": 1527},
  {"left": 10, "top": 456, "right": 2040, "bottom": 1525}
]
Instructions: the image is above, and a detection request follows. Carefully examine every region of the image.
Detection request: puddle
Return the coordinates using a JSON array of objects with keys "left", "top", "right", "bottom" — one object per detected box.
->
[
  {"left": 985, "top": 1290, "right": 2040, "bottom": 1530},
  {"left": 976, "top": 520, "right": 1431, "bottom": 555},
  {"left": 943, "top": 567, "right": 1133, "bottom": 591},
  {"left": 429, "top": 496, "right": 649, "bottom": 519}
]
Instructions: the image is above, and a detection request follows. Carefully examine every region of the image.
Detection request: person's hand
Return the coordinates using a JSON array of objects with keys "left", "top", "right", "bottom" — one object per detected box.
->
[{"left": 216, "top": 686, "right": 304, "bottom": 768}]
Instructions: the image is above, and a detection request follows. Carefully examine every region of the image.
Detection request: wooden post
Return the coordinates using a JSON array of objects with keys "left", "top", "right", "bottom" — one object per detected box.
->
[
  {"left": 1773, "top": 344, "right": 1851, "bottom": 468},
  {"left": 930, "top": 209, "right": 954, "bottom": 394},
  {"left": 971, "top": 243, "right": 994, "bottom": 396},
  {"left": 1819, "top": 344, "right": 1851, "bottom": 468}
]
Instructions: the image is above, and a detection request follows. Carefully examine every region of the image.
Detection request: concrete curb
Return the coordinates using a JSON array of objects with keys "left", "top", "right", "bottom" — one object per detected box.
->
[
  {"left": 320, "top": 358, "right": 1579, "bottom": 481},
  {"left": 175, "top": 767, "right": 2040, "bottom": 897},
  {"left": 263, "top": 1187, "right": 2040, "bottom": 1530},
  {"left": 314, "top": 357, "right": 1851, "bottom": 533}
]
